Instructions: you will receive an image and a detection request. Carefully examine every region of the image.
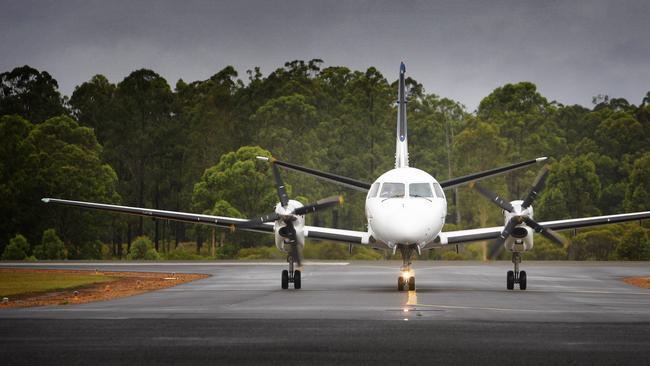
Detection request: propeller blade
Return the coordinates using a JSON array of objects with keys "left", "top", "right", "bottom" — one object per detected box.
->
[
  {"left": 239, "top": 212, "right": 281, "bottom": 227},
  {"left": 271, "top": 163, "right": 290, "bottom": 208},
  {"left": 522, "top": 217, "right": 565, "bottom": 246},
  {"left": 470, "top": 182, "right": 514, "bottom": 213},
  {"left": 488, "top": 241, "right": 504, "bottom": 260},
  {"left": 489, "top": 216, "right": 521, "bottom": 259},
  {"left": 521, "top": 166, "right": 550, "bottom": 209},
  {"left": 293, "top": 195, "right": 343, "bottom": 215}
]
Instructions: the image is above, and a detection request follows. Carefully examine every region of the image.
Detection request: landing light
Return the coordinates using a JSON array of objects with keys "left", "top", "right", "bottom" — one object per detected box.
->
[{"left": 401, "top": 271, "right": 412, "bottom": 280}]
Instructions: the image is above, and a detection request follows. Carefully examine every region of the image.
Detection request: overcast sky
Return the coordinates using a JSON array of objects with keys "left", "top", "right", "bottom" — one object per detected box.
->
[{"left": 2, "top": 0, "right": 648, "bottom": 111}]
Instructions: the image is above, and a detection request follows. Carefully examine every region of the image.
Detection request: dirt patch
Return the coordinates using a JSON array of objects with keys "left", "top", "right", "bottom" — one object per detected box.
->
[
  {"left": 0, "top": 268, "right": 209, "bottom": 308},
  {"left": 623, "top": 276, "right": 650, "bottom": 290}
]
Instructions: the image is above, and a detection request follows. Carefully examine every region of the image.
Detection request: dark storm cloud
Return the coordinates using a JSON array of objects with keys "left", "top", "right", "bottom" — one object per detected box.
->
[{"left": 1, "top": 0, "right": 648, "bottom": 110}]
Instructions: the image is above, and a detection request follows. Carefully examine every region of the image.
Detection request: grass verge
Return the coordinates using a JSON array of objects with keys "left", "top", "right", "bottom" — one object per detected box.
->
[{"left": 0, "top": 269, "right": 116, "bottom": 297}]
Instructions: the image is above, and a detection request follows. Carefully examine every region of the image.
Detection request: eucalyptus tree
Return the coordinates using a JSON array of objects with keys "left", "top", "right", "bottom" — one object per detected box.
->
[{"left": 0, "top": 65, "right": 66, "bottom": 123}]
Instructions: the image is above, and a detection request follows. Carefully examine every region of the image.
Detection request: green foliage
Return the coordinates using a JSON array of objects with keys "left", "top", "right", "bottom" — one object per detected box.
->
[
  {"left": 127, "top": 236, "right": 160, "bottom": 260},
  {"left": 440, "top": 250, "right": 466, "bottom": 260},
  {"left": 215, "top": 243, "right": 240, "bottom": 259},
  {"left": 0, "top": 65, "right": 66, "bottom": 123},
  {"left": 350, "top": 246, "right": 383, "bottom": 260},
  {"left": 164, "top": 246, "right": 208, "bottom": 260},
  {"left": 2, "top": 62, "right": 650, "bottom": 260},
  {"left": 537, "top": 155, "right": 601, "bottom": 220},
  {"left": 33, "top": 229, "right": 67, "bottom": 260},
  {"left": 303, "top": 243, "right": 349, "bottom": 259},
  {"left": 616, "top": 227, "right": 650, "bottom": 260},
  {"left": 567, "top": 230, "right": 619, "bottom": 260},
  {"left": 524, "top": 238, "right": 567, "bottom": 260},
  {"left": 2, "top": 234, "right": 30, "bottom": 260},
  {"left": 237, "top": 246, "right": 285, "bottom": 260},
  {"left": 625, "top": 153, "right": 650, "bottom": 212}
]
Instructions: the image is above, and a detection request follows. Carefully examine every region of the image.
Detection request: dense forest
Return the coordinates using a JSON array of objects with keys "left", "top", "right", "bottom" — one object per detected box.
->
[{"left": 1, "top": 60, "right": 649, "bottom": 261}]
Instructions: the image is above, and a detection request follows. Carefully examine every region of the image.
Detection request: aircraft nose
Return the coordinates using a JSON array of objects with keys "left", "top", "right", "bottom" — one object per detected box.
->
[{"left": 371, "top": 200, "right": 430, "bottom": 244}]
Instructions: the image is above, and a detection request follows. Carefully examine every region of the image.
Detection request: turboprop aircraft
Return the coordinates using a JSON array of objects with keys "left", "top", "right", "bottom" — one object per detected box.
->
[{"left": 43, "top": 62, "right": 650, "bottom": 291}]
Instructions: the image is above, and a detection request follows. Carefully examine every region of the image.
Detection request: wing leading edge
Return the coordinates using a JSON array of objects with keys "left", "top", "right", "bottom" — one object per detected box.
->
[
  {"left": 41, "top": 198, "right": 369, "bottom": 245},
  {"left": 434, "top": 210, "right": 650, "bottom": 246}
]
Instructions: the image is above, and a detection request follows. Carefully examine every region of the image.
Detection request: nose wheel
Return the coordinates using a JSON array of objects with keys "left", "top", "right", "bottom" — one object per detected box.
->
[
  {"left": 281, "top": 255, "right": 301, "bottom": 290},
  {"left": 506, "top": 252, "right": 527, "bottom": 290},
  {"left": 397, "top": 244, "right": 416, "bottom": 291},
  {"left": 398, "top": 275, "right": 415, "bottom": 291}
]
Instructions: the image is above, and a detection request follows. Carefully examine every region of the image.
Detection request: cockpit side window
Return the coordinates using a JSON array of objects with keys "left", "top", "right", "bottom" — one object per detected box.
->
[
  {"left": 432, "top": 183, "right": 445, "bottom": 198},
  {"left": 409, "top": 183, "right": 433, "bottom": 198},
  {"left": 379, "top": 182, "right": 405, "bottom": 198},
  {"left": 368, "top": 182, "right": 380, "bottom": 198}
]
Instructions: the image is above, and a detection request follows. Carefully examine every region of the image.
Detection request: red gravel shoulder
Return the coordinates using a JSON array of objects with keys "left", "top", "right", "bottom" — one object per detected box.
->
[{"left": 0, "top": 268, "right": 209, "bottom": 308}]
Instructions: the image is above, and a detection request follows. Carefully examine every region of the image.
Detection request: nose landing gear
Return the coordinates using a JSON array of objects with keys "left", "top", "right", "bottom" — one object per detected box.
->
[
  {"left": 397, "top": 244, "right": 416, "bottom": 291},
  {"left": 506, "top": 252, "right": 526, "bottom": 290},
  {"left": 281, "top": 254, "right": 301, "bottom": 290}
]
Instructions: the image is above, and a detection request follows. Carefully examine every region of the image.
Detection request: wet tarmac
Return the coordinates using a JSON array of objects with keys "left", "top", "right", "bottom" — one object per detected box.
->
[{"left": 1, "top": 261, "right": 649, "bottom": 365}]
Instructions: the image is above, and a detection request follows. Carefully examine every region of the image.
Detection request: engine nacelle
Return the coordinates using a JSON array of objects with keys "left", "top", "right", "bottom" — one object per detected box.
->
[
  {"left": 503, "top": 200, "right": 534, "bottom": 253},
  {"left": 504, "top": 225, "right": 533, "bottom": 253},
  {"left": 273, "top": 199, "right": 306, "bottom": 252}
]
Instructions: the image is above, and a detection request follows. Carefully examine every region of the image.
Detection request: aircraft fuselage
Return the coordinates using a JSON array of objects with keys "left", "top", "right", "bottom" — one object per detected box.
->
[{"left": 365, "top": 167, "right": 447, "bottom": 249}]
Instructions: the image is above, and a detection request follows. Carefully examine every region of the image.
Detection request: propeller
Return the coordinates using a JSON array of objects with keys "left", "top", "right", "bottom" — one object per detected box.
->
[
  {"left": 470, "top": 182, "right": 515, "bottom": 213},
  {"left": 240, "top": 157, "right": 344, "bottom": 266},
  {"left": 472, "top": 165, "right": 565, "bottom": 259}
]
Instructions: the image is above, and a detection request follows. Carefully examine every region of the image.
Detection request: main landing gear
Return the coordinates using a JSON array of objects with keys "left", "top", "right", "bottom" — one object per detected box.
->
[
  {"left": 397, "top": 244, "right": 416, "bottom": 291},
  {"left": 506, "top": 252, "right": 527, "bottom": 290},
  {"left": 281, "top": 254, "right": 301, "bottom": 290}
]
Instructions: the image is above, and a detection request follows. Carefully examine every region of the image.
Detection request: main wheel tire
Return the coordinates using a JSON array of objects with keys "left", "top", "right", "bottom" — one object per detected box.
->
[
  {"left": 281, "top": 269, "right": 289, "bottom": 289},
  {"left": 408, "top": 276, "right": 415, "bottom": 291},
  {"left": 397, "top": 276, "right": 405, "bottom": 291},
  {"left": 506, "top": 270, "right": 514, "bottom": 290},
  {"left": 294, "top": 270, "right": 301, "bottom": 289},
  {"left": 519, "top": 270, "right": 527, "bottom": 290}
]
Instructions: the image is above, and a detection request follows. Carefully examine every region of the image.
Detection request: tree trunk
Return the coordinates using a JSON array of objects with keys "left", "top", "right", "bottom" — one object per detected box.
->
[
  {"left": 126, "top": 223, "right": 132, "bottom": 253},
  {"left": 211, "top": 228, "right": 216, "bottom": 257}
]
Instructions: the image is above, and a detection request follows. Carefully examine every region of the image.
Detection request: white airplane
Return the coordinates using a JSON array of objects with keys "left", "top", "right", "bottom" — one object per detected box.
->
[{"left": 43, "top": 62, "right": 650, "bottom": 291}]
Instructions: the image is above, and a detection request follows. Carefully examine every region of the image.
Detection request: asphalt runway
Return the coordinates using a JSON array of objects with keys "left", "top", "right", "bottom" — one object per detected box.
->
[{"left": 1, "top": 261, "right": 650, "bottom": 365}]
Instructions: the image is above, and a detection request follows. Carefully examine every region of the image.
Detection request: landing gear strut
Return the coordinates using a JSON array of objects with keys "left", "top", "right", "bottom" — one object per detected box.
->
[
  {"left": 397, "top": 244, "right": 416, "bottom": 291},
  {"left": 281, "top": 254, "right": 301, "bottom": 290},
  {"left": 507, "top": 252, "right": 527, "bottom": 290}
]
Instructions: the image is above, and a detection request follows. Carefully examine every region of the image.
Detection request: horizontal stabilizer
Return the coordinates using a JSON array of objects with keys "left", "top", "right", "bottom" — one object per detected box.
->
[
  {"left": 439, "top": 157, "right": 547, "bottom": 189},
  {"left": 257, "top": 156, "right": 371, "bottom": 191}
]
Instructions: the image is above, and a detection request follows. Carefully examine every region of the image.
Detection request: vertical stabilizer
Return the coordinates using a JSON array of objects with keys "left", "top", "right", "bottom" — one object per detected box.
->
[{"left": 395, "top": 62, "right": 409, "bottom": 168}]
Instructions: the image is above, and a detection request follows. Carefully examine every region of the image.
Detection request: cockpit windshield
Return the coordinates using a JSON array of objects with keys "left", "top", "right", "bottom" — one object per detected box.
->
[
  {"left": 409, "top": 183, "right": 433, "bottom": 198},
  {"left": 379, "top": 182, "right": 405, "bottom": 198}
]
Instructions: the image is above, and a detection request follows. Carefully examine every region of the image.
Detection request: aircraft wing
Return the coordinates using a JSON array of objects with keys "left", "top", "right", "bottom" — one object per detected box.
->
[
  {"left": 41, "top": 198, "right": 370, "bottom": 245},
  {"left": 434, "top": 210, "right": 650, "bottom": 246}
]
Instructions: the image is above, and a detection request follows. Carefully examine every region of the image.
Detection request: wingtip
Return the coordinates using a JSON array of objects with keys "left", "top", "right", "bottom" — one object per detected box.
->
[
  {"left": 41, "top": 198, "right": 50, "bottom": 203},
  {"left": 536, "top": 157, "right": 548, "bottom": 162},
  {"left": 338, "top": 195, "right": 345, "bottom": 205},
  {"left": 256, "top": 156, "right": 269, "bottom": 161}
]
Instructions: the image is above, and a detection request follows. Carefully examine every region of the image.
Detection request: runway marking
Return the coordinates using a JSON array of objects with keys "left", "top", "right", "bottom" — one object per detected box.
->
[
  {"left": 1, "top": 262, "right": 350, "bottom": 267},
  {"left": 408, "top": 303, "right": 650, "bottom": 314}
]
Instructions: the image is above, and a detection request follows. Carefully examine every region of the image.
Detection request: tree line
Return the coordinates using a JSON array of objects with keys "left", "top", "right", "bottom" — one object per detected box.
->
[{"left": 1, "top": 60, "right": 649, "bottom": 260}]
